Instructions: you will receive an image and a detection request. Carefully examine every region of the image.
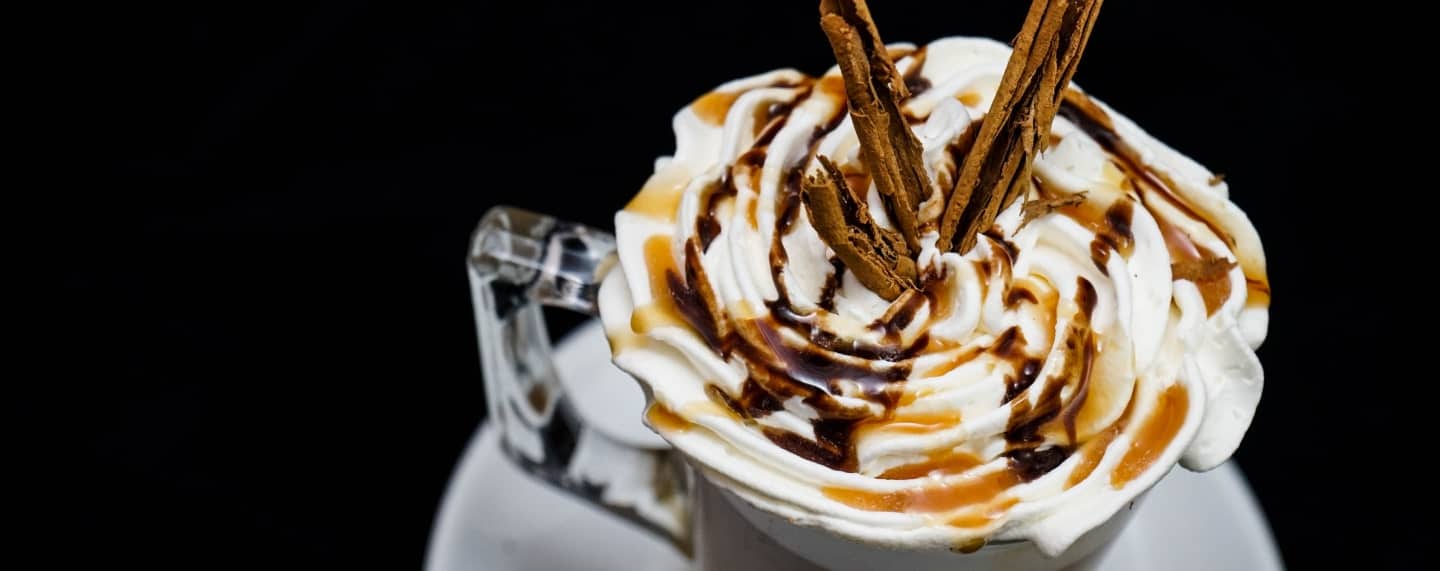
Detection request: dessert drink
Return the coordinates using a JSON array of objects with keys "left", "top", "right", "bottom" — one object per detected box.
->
[{"left": 599, "top": 0, "right": 1268, "bottom": 556}]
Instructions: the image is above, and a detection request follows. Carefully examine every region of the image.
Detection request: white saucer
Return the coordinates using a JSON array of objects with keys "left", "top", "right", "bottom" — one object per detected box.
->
[{"left": 427, "top": 320, "right": 1284, "bottom": 570}]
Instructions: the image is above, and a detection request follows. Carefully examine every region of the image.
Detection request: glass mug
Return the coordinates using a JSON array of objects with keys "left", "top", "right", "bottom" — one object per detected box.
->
[{"left": 468, "top": 206, "right": 1136, "bottom": 571}]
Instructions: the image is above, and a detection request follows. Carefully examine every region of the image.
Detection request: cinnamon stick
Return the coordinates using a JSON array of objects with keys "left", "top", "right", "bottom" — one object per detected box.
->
[
  {"left": 802, "top": 156, "right": 916, "bottom": 300},
  {"left": 1017, "top": 191, "right": 1087, "bottom": 231},
  {"left": 818, "top": 0, "right": 928, "bottom": 253},
  {"left": 937, "top": 0, "right": 1104, "bottom": 253}
]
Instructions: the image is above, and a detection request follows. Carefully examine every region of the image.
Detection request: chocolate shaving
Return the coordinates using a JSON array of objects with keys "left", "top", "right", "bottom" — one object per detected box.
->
[
  {"left": 802, "top": 155, "right": 915, "bottom": 300},
  {"left": 818, "top": 0, "right": 928, "bottom": 253},
  {"left": 1172, "top": 256, "right": 1236, "bottom": 283},
  {"left": 1017, "top": 191, "right": 1088, "bottom": 230},
  {"left": 938, "top": 0, "right": 1104, "bottom": 253},
  {"left": 1207, "top": 173, "right": 1226, "bottom": 186}
]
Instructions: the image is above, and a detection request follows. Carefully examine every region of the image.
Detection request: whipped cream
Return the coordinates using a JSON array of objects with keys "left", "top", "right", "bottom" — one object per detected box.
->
[{"left": 599, "top": 37, "right": 1269, "bottom": 556}]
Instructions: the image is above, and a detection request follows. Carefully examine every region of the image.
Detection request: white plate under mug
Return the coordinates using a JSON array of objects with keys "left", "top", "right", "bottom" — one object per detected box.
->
[{"left": 427, "top": 320, "right": 1284, "bottom": 570}]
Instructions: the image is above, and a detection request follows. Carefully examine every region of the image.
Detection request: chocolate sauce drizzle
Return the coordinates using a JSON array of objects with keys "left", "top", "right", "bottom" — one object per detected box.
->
[
  {"left": 817, "top": 256, "right": 846, "bottom": 311},
  {"left": 1088, "top": 200, "right": 1135, "bottom": 274},
  {"left": 902, "top": 46, "right": 932, "bottom": 97},
  {"left": 1001, "top": 278, "right": 1098, "bottom": 476}
]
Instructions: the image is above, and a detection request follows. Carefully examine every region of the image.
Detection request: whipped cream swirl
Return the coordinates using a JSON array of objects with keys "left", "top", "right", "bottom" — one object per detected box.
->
[{"left": 599, "top": 37, "right": 1269, "bottom": 555}]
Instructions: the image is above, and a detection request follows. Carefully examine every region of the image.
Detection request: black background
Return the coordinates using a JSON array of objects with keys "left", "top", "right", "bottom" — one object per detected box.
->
[{"left": 56, "top": 1, "right": 1419, "bottom": 568}]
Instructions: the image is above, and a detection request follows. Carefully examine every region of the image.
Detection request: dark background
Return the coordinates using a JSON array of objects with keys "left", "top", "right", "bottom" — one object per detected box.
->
[{"left": 56, "top": 0, "right": 1417, "bottom": 568}]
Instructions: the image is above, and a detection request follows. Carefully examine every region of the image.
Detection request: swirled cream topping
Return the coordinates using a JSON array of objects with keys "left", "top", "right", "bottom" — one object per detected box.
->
[{"left": 598, "top": 37, "right": 1269, "bottom": 555}]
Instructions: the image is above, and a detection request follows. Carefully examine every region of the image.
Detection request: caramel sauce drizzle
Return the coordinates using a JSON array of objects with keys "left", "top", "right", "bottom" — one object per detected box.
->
[
  {"left": 646, "top": 402, "right": 692, "bottom": 433},
  {"left": 624, "top": 168, "right": 689, "bottom": 222},
  {"left": 876, "top": 445, "right": 979, "bottom": 480},
  {"left": 1066, "top": 424, "right": 1120, "bottom": 488},
  {"left": 630, "top": 236, "right": 688, "bottom": 334},
  {"left": 1111, "top": 383, "right": 1189, "bottom": 488},
  {"left": 692, "top": 90, "right": 740, "bottom": 126},
  {"left": 822, "top": 467, "right": 1018, "bottom": 513},
  {"left": 947, "top": 497, "right": 1019, "bottom": 529}
]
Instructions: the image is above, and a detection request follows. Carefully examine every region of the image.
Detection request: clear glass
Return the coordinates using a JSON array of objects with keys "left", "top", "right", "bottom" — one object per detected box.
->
[{"left": 467, "top": 206, "right": 691, "bottom": 552}]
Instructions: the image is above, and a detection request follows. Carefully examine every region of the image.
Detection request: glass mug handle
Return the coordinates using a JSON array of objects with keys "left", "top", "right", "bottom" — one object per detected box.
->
[{"left": 467, "top": 206, "right": 692, "bottom": 554}]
